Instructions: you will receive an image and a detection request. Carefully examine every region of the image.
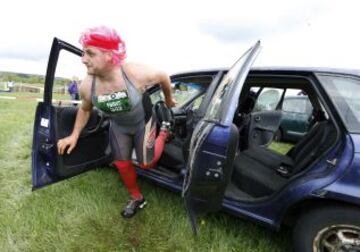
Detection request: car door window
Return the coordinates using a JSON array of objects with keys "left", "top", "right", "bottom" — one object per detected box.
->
[
  {"left": 317, "top": 74, "right": 360, "bottom": 133},
  {"left": 52, "top": 50, "right": 86, "bottom": 106},
  {"left": 283, "top": 96, "right": 312, "bottom": 114},
  {"left": 190, "top": 94, "right": 204, "bottom": 110},
  {"left": 253, "top": 88, "right": 283, "bottom": 112},
  {"left": 205, "top": 78, "right": 230, "bottom": 120},
  {"left": 205, "top": 43, "right": 261, "bottom": 124}
]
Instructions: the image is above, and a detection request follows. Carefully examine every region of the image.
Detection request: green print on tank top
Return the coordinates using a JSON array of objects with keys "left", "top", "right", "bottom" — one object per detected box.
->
[{"left": 95, "top": 90, "right": 132, "bottom": 113}]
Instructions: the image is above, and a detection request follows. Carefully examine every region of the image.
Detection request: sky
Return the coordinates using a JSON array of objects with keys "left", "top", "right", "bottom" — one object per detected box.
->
[{"left": 0, "top": 0, "right": 360, "bottom": 78}]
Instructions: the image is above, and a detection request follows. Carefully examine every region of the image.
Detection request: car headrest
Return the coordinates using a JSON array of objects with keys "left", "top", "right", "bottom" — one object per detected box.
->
[{"left": 239, "top": 91, "right": 257, "bottom": 113}]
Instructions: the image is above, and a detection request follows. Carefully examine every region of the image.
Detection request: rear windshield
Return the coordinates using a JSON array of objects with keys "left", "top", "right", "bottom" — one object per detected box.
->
[{"left": 317, "top": 73, "right": 360, "bottom": 133}]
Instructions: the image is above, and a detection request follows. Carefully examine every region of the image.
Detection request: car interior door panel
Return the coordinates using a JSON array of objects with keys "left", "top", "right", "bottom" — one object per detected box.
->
[
  {"left": 54, "top": 106, "right": 110, "bottom": 177},
  {"left": 247, "top": 110, "right": 282, "bottom": 147}
]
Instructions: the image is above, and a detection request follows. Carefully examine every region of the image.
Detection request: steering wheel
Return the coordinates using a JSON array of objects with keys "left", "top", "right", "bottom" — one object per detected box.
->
[{"left": 153, "top": 100, "right": 175, "bottom": 128}]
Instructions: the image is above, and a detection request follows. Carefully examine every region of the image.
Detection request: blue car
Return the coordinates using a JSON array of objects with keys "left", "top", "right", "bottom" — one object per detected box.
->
[{"left": 32, "top": 39, "right": 360, "bottom": 252}]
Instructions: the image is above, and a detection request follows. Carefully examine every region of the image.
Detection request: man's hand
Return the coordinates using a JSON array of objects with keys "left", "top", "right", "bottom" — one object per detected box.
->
[
  {"left": 165, "top": 97, "right": 177, "bottom": 108},
  {"left": 57, "top": 135, "right": 78, "bottom": 155}
]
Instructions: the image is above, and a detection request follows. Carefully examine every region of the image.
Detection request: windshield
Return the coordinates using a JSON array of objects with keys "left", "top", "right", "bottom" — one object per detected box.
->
[{"left": 317, "top": 73, "right": 360, "bottom": 133}]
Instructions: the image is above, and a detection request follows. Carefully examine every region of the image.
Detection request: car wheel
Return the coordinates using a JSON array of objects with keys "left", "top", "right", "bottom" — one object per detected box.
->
[
  {"left": 274, "top": 129, "right": 282, "bottom": 142},
  {"left": 293, "top": 205, "right": 360, "bottom": 252}
]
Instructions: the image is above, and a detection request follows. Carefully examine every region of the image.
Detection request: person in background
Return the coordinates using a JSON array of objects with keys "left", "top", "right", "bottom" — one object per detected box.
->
[
  {"left": 67, "top": 80, "right": 80, "bottom": 102},
  {"left": 7, "top": 81, "right": 14, "bottom": 92}
]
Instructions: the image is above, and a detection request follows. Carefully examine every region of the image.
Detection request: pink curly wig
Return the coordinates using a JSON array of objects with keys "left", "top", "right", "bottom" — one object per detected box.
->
[{"left": 79, "top": 26, "right": 126, "bottom": 65}]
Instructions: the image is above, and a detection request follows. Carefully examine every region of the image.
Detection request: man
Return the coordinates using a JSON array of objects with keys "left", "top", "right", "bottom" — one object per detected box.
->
[{"left": 57, "top": 26, "right": 176, "bottom": 218}]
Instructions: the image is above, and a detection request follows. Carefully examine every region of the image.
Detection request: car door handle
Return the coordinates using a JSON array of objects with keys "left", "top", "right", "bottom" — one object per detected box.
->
[{"left": 81, "top": 114, "right": 109, "bottom": 138}]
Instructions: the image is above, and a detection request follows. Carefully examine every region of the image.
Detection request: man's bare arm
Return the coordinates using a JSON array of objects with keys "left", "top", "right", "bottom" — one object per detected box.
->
[
  {"left": 70, "top": 101, "right": 92, "bottom": 139},
  {"left": 70, "top": 83, "right": 93, "bottom": 139},
  {"left": 126, "top": 63, "right": 176, "bottom": 107},
  {"left": 154, "top": 71, "right": 176, "bottom": 107}
]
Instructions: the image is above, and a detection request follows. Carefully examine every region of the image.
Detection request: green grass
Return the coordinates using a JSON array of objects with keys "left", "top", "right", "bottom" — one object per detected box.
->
[
  {"left": 0, "top": 91, "right": 69, "bottom": 100},
  {"left": 0, "top": 97, "right": 291, "bottom": 252}
]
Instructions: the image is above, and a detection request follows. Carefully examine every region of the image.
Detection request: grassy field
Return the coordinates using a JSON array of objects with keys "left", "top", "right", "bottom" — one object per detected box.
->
[{"left": 0, "top": 95, "right": 291, "bottom": 252}]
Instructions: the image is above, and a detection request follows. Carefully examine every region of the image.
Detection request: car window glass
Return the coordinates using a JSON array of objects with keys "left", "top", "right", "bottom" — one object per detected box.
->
[
  {"left": 205, "top": 46, "right": 254, "bottom": 122},
  {"left": 283, "top": 89, "right": 312, "bottom": 114},
  {"left": 317, "top": 74, "right": 360, "bottom": 133},
  {"left": 149, "top": 89, "right": 163, "bottom": 104},
  {"left": 149, "top": 81, "right": 205, "bottom": 109},
  {"left": 191, "top": 94, "right": 204, "bottom": 110},
  {"left": 53, "top": 50, "right": 86, "bottom": 106},
  {"left": 253, "top": 88, "right": 283, "bottom": 112},
  {"left": 205, "top": 79, "right": 230, "bottom": 119}
]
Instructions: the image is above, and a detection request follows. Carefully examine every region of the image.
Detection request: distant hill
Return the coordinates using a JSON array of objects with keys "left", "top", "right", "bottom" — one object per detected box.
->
[{"left": 0, "top": 71, "right": 70, "bottom": 86}]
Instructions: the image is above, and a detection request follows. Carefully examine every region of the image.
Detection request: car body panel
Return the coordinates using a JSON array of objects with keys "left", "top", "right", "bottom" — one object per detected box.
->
[
  {"left": 138, "top": 135, "right": 351, "bottom": 229},
  {"left": 323, "top": 134, "right": 360, "bottom": 206},
  {"left": 352, "top": 134, "right": 360, "bottom": 153}
]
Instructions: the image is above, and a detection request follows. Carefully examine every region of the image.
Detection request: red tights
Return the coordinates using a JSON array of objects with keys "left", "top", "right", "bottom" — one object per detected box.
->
[{"left": 114, "top": 130, "right": 169, "bottom": 199}]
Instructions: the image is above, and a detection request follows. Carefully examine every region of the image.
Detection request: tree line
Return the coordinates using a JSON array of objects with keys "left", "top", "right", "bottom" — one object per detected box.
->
[{"left": 0, "top": 71, "right": 70, "bottom": 86}]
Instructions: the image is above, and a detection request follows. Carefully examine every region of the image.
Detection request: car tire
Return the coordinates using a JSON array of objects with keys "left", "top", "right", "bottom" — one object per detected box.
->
[{"left": 292, "top": 205, "right": 360, "bottom": 252}]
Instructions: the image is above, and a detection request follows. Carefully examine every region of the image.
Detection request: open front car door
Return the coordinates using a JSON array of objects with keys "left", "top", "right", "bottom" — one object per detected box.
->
[
  {"left": 182, "top": 41, "right": 261, "bottom": 234},
  {"left": 32, "top": 38, "right": 111, "bottom": 190}
]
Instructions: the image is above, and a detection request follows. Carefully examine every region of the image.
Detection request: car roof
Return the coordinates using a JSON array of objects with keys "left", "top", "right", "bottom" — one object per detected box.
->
[
  {"left": 171, "top": 67, "right": 360, "bottom": 78},
  {"left": 252, "top": 66, "right": 360, "bottom": 76}
]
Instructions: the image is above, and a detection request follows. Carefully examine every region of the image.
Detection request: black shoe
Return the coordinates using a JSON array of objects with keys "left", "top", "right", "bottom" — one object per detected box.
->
[{"left": 121, "top": 198, "right": 147, "bottom": 218}]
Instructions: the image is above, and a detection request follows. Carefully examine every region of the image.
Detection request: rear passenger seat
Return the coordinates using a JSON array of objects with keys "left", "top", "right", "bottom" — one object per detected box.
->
[
  {"left": 232, "top": 119, "right": 336, "bottom": 197},
  {"left": 244, "top": 120, "right": 330, "bottom": 176}
]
